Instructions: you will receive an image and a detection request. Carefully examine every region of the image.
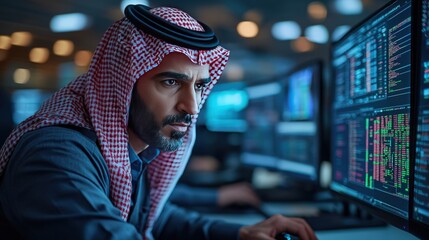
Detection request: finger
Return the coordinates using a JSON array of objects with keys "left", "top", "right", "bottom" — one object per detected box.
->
[
  {"left": 271, "top": 216, "right": 310, "bottom": 240},
  {"left": 288, "top": 220, "right": 311, "bottom": 240},
  {"left": 290, "top": 218, "right": 317, "bottom": 240}
]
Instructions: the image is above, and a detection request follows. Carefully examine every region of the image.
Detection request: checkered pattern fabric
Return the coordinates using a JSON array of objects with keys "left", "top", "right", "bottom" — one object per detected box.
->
[{"left": 0, "top": 6, "right": 229, "bottom": 239}]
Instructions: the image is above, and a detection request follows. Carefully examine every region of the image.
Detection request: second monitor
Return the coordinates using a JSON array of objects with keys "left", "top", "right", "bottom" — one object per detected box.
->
[{"left": 241, "top": 60, "right": 324, "bottom": 195}]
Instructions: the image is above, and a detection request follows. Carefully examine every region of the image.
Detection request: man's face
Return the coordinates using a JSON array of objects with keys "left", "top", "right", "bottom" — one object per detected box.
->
[{"left": 128, "top": 53, "right": 210, "bottom": 152}]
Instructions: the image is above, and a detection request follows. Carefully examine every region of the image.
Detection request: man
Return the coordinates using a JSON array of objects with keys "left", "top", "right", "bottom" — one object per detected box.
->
[{"left": 0, "top": 4, "right": 317, "bottom": 240}]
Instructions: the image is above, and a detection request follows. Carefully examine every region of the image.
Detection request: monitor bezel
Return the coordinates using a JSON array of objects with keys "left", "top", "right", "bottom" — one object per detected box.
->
[
  {"left": 328, "top": 0, "right": 416, "bottom": 231},
  {"left": 408, "top": 0, "right": 429, "bottom": 237}
]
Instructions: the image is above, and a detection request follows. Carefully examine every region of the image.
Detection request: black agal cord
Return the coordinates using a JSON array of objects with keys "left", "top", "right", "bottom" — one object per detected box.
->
[{"left": 124, "top": 5, "right": 219, "bottom": 50}]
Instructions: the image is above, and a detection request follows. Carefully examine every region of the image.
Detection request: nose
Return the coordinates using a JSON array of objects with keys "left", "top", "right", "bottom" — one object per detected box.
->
[{"left": 177, "top": 87, "right": 200, "bottom": 115}]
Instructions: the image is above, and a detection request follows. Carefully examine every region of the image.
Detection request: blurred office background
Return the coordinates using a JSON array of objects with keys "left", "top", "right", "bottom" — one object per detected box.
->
[
  {"left": 2, "top": 2, "right": 426, "bottom": 239},
  {"left": 0, "top": 0, "right": 390, "bottom": 87},
  {"left": 0, "top": 0, "right": 390, "bottom": 191}
]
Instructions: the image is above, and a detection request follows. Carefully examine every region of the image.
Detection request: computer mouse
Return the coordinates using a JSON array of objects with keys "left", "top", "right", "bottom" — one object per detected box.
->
[{"left": 275, "top": 232, "right": 301, "bottom": 240}]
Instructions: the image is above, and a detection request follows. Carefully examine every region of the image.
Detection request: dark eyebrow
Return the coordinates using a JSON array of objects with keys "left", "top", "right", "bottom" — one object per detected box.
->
[{"left": 153, "top": 71, "right": 211, "bottom": 83}]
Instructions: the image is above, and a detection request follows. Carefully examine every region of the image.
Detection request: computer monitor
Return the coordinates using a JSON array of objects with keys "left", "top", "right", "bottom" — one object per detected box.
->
[
  {"left": 275, "top": 60, "right": 323, "bottom": 182},
  {"left": 241, "top": 81, "right": 281, "bottom": 169},
  {"left": 200, "top": 82, "right": 248, "bottom": 132},
  {"left": 410, "top": 0, "right": 429, "bottom": 237},
  {"left": 329, "top": 0, "right": 413, "bottom": 231}
]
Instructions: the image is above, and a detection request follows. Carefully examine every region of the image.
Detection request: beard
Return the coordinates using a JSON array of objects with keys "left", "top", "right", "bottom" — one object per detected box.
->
[{"left": 128, "top": 87, "right": 192, "bottom": 152}]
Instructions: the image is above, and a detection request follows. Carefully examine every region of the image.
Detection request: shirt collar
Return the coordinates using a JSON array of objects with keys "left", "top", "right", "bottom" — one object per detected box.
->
[
  {"left": 140, "top": 145, "right": 160, "bottom": 163},
  {"left": 128, "top": 144, "right": 160, "bottom": 165}
]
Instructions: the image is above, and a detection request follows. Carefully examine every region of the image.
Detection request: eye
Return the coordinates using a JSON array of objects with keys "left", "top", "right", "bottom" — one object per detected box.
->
[
  {"left": 195, "top": 82, "right": 208, "bottom": 91},
  {"left": 162, "top": 79, "right": 179, "bottom": 87}
]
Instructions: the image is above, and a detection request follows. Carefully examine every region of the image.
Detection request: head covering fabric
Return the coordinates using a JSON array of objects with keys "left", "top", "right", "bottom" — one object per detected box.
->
[{"left": 0, "top": 6, "right": 229, "bottom": 239}]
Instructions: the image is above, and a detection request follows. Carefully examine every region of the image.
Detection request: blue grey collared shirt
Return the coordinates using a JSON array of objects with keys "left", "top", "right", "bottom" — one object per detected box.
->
[
  {"left": 128, "top": 144, "right": 159, "bottom": 198},
  {"left": 0, "top": 126, "right": 242, "bottom": 240}
]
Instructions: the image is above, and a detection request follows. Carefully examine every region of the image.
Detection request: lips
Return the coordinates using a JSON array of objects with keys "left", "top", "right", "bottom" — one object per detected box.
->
[{"left": 168, "top": 123, "right": 189, "bottom": 132}]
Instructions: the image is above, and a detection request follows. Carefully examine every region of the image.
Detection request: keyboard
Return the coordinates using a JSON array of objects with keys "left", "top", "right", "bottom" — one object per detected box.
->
[
  {"left": 255, "top": 205, "right": 387, "bottom": 231},
  {"left": 302, "top": 214, "right": 387, "bottom": 231}
]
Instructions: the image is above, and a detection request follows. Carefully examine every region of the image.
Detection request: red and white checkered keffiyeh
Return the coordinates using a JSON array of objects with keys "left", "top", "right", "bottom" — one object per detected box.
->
[{"left": 0, "top": 6, "right": 229, "bottom": 239}]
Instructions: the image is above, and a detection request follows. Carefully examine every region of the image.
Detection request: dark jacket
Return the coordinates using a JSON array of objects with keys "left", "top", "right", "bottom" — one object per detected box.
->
[{"left": 0, "top": 126, "right": 241, "bottom": 240}]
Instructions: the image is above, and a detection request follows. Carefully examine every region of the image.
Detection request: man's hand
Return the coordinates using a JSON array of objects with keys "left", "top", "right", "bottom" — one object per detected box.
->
[
  {"left": 239, "top": 214, "right": 318, "bottom": 240},
  {"left": 217, "top": 182, "right": 261, "bottom": 207}
]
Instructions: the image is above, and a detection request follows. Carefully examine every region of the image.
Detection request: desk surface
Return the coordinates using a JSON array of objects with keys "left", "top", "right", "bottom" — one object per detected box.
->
[
  {"left": 201, "top": 202, "right": 419, "bottom": 240},
  {"left": 204, "top": 213, "right": 418, "bottom": 240}
]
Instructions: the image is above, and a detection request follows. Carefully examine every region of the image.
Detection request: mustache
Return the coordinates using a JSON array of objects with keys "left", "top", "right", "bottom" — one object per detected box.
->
[{"left": 162, "top": 114, "right": 192, "bottom": 127}]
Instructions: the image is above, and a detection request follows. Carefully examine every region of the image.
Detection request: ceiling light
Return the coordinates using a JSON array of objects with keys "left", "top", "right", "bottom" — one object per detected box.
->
[
  {"left": 121, "top": 0, "right": 150, "bottom": 13},
  {"left": 335, "top": 0, "right": 363, "bottom": 15},
  {"left": 53, "top": 40, "right": 74, "bottom": 56},
  {"left": 237, "top": 21, "right": 259, "bottom": 38},
  {"left": 308, "top": 2, "right": 327, "bottom": 20},
  {"left": 50, "top": 13, "right": 90, "bottom": 32},
  {"left": 0, "top": 35, "right": 12, "bottom": 50},
  {"left": 271, "top": 21, "right": 301, "bottom": 40},
  {"left": 291, "top": 37, "right": 314, "bottom": 52},
  {"left": 305, "top": 25, "right": 329, "bottom": 44},
  {"left": 14, "top": 68, "right": 31, "bottom": 84},
  {"left": 29, "top": 47, "right": 49, "bottom": 63},
  {"left": 11, "top": 32, "right": 32, "bottom": 46},
  {"left": 75, "top": 50, "right": 93, "bottom": 67}
]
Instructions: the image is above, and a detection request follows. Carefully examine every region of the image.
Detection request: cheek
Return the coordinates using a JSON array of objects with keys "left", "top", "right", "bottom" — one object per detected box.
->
[{"left": 148, "top": 95, "right": 178, "bottom": 120}]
